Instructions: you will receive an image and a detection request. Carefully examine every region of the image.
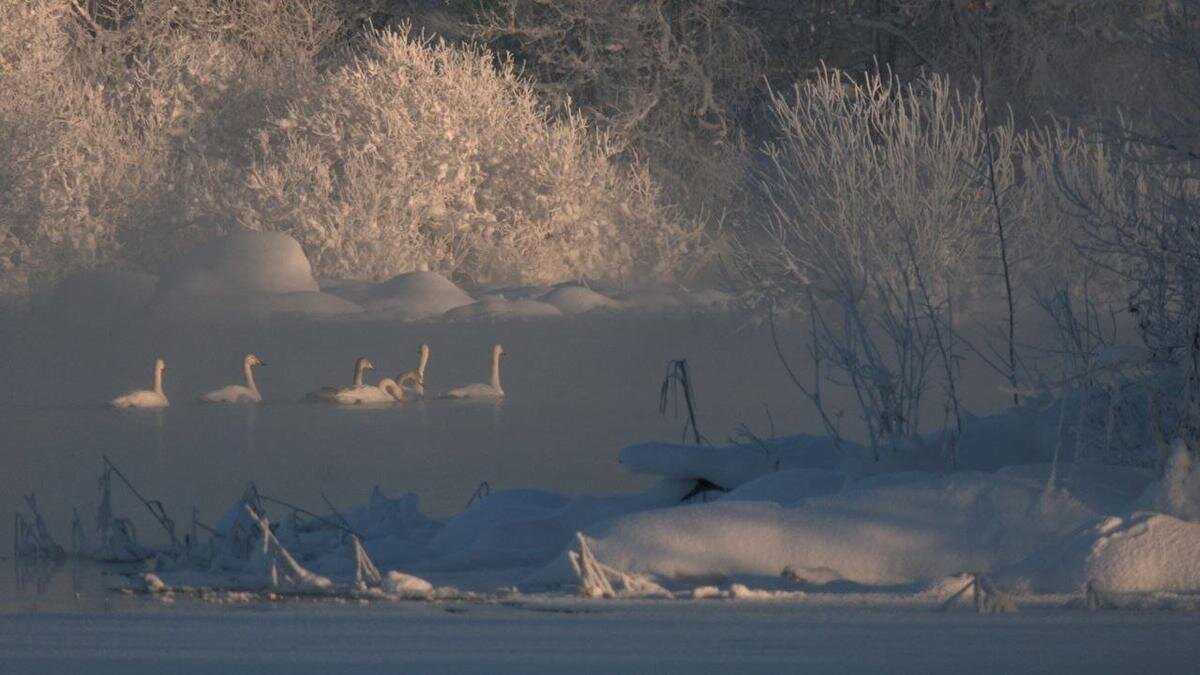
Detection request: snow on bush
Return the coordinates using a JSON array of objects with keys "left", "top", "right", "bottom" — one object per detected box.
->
[
  {"left": 0, "top": 6, "right": 705, "bottom": 302},
  {"left": 0, "top": 1, "right": 327, "bottom": 298},
  {"left": 236, "top": 27, "right": 707, "bottom": 287}
]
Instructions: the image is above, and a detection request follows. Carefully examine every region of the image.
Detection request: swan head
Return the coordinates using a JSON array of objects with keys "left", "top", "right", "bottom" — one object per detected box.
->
[
  {"left": 245, "top": 354, "right": 265, "bottom": 367},
  {"left": 419, "top": 344, "right": 430, "bottom": 358},
  {"left": 356, "top": 357, "right": 375, "bottom": 371},
  {"left": 493, "top": 344, "right": 505, "bottom": 359},
  {"left": 154, "top": 357, "right": 167, "bottom": 374}
]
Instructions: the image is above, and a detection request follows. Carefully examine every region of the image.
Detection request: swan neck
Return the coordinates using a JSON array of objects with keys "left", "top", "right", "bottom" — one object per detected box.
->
[
  {"left": 418, "top": 350, "right": 429, "bottom": 378},
  {"left": 153, "top": 366, "right": 164, "bottom": 396},
  {"left": 490, "top": 351, "right": 502, "bottom": 392},
  {"left": 354, "top": 361, "right": 365, "bottom": 386},
  {"left": 244, "top": 361, "right": 259, "bottom": 394}
]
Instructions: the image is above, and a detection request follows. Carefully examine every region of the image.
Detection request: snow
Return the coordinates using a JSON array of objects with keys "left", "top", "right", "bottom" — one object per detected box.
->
[
  {"left": 541, "top": 471, "right": 1096, "bottom": 588},
  {"left": 155, "top": 231, "right": 361, "bottom": 320},
  {"left": 998, "top": 512, "right": 1200, "bottom": 594},
  {"left": 538, "top": 284, "right": 620, "bottom": 314},
  {"left": 352, "top": 271, "right": 475, "bottom": 318},
  {"left": 160, "top": 231, "right": 321, "bottom": 296},
  {"left": 381, "top": 570, "right": 436, "bottom": 598}
]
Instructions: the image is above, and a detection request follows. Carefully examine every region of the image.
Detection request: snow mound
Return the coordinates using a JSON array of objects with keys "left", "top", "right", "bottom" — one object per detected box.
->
[
  {"left": 545, "top": 471, "right": 1096, "bottom": 587},
  {"left": 154, "top": 232, "right": 361, "bottom": 320},
  {"left": 538, "top": 285, "right": 620, "bottom": 314},
  {"left": 382, "top": 571, "right": 435, "bottom": 599},
  {"left": 998, "top": 512, "right": 1200, "bottom": 593},
  {"left": 161, "top": 231, "right": 320, "bottom": 296},
  {"left": 38, "top": 268, "right": 157, "bottom": 324},
  {"left": 443, "top": 297, "right": 562, "bottom": 321},
  {"left": 357, "top": 271, "right": 475, "bottom": 318},
  {"left": 618, "top": 435, "right": 844, "bottom": 490}
]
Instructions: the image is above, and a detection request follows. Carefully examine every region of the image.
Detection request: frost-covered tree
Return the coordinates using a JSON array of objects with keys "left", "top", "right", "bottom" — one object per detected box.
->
[{"left": 468, "top": 0, "right": 764, "bottom": 218}]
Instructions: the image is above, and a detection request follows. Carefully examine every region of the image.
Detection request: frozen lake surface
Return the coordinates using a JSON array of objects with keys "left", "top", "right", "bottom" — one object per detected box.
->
[{"left": 3, "top": 598, "right": 1199, "bottom": 674}]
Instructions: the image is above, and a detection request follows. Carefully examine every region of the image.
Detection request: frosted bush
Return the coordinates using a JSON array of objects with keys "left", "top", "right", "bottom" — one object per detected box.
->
[
  {"left": 0, "top": 0, "right": 329, "bottom": 298},
  {"left": 236, "top": 28, "right": 705, "bottom": 286},
  {"left": 734, "top": 66, "right": 1018, "bottom": 454}
]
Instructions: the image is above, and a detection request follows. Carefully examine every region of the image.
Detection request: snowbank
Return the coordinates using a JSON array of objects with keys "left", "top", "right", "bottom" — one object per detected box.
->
[
  {"left": 155, "top": 232, "right": 362, "bottom": 320},
  {"left": 161, "top": 231, "right": 320, "bottom": 296},
  {"left": 539, "top": 285, "right": 620, "bottom": 314},
  {"left": 354, "top": 272, "right": 475, "bottom": 319},
  {"left": 541, "top": 471, "right": 1096, "bottom": 587},
  {"left": 998, "top": 512, "right": 1200, "bottom": 593}
]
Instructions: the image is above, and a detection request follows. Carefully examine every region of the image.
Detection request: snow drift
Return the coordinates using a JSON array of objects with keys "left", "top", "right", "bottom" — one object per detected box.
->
[{"left": 154, "top": 231, "right": 362, "bottom": 320}]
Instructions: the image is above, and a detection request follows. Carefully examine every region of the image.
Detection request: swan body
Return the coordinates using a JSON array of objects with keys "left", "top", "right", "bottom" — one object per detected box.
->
[
  {"left": 111, "top": 358, "right": 169, "bottom": 408},
  {"left": 442, "top": 345, "right": 505, "bottom": 399},
  {"left": 396, "top": 344, "right": 430, "bottom": 398},
  {"left": 202, "top": 354, "right": 265, "bottom": 403},
  {"left": 332, "top": 382, "right": 401, "bottom": 405},
  {"left": 306, "top": 357, "right": 375, "bottom": 402}
]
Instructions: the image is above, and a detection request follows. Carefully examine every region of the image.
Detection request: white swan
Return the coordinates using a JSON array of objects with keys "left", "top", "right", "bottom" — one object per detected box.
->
[
  {"left": 306, "top": 357, "right": 375, "bottom": 402},
  {"left": 442, "top": 344, "right": 505, "bottom": 399},
  {"left": 201, "top": 354, "right": 265, "bottom": 403},
  {"left": 396, "top": 343, "right": 430, "bottom": 398},
  {"left": 111, "top": 358, "right": 169, "bottom": 408}
]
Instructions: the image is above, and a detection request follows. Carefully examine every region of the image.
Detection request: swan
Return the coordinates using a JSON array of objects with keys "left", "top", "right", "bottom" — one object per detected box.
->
[
  {"left": 441, "top": 344, "right": 505, "bottom": 399},
  {"left": 396, "top": 343, "right": 430, "bottom": 398},
  {"left": 111, "top": 358, "right": 169, "bottom": 408},
  {"left": 201, "top": 354, "right": 265, "bottom": 403},
  {"left": 306, "top": 357, "right": 375, "bottom": 402}
]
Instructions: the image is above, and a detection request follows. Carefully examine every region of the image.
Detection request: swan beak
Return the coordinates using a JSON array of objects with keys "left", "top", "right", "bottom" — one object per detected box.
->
[{"left": 259, "top": 361, "right": 268, "bottom": 367}]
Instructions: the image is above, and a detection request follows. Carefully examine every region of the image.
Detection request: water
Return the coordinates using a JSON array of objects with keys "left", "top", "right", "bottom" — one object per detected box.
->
[{"left": 0, "top": 310, "right": 821, "bottom": 603}]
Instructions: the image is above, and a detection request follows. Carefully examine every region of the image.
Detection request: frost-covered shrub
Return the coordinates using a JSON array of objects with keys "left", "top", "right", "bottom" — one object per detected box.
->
[
  {"left": 0, "top": 0, "right": 331, "bottom": 298},
  {"left": 734, "top": 67, "right": 1018, "bottom": 455},
  {"left": 237, "top": 28, "right": 704, "bottom": 286}
]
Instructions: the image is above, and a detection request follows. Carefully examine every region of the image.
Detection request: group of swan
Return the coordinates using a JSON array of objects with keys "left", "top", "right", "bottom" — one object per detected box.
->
[{"left": 110, "top": 344, "right": 504, "bottom": 409}]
